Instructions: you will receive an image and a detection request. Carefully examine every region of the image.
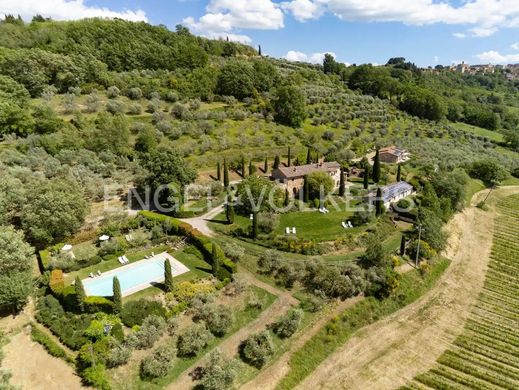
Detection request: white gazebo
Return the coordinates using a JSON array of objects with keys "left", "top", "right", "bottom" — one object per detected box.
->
[{"left": 99, "top": 235, "right": 110, "bottom": 242}]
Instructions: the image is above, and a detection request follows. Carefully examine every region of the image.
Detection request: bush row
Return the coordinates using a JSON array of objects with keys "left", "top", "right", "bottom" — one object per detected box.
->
[{"left": 138, "top": 211, "right": 237, "bottom": 279}]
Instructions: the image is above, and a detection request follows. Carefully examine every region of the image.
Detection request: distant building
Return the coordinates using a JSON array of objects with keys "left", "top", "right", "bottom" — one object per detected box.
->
[
  {"left": 457, "top": 62, "right": 470, "bottom": 74},
  {"left": 366, "top": 181, "right": 415, "bottom": 209},
  {"left": 272, "top": 161, "right": 341, "bottom": 196},
  {"left": 378, "top": 146, "right": 410, "bottom": 164}
]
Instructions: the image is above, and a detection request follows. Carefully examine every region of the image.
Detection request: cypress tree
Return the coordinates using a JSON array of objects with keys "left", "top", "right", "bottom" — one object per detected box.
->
[
  {"left": 258, "top": 44, "right": 262, "bottom": 56},
  {"left": 249, "top": 160, "right": 254, "bottom": 176},
  {"left": 164, "top": 260, "right": 174, "bottom": 292},
  {"left": 252, "top": 212, "right": 258, "bottom": 239},
  {"left": 339, "top": 167, "right": 346, "bottom": 197},
  {"left": 241, "top": 156, "right": 246, "bottom": 178},
  {"left": 363, "top": 166, "right": 369, "bottom": 190},
  {"left": 295, "top": 156, "right": 300, "bottom": 166},
  {"left": 303, "top": 175, "right": 309, "bottom": 203},
  {"left": 264, "top": 157, "right": 268, "bottom": 173},
  {"left": 74, "top": 276, "right": 86, "bottom": 312},
  {"left": 284, "top": 188, "right": 289, "bottom": 207},
  {"left": 223, "top": 158, "right": 229, "bottom": 187},
  {"left": 375, "top": 187, "right": 384, "bottom": 216},
  {"left": 217, "top": 161, "right": 221, "bottom": 181},
  {"left": 400, "top": 235, "right": 406, "bottom": 256},
  {"left": 226, "top": 196, "right": 235, "bottom": 224},
  {"left": 273, "top": 155, "right": 280, "bottom": 169},
  {"left": 113, "top": 277, "right": 122, "bottom": 314},
  {"left": 211, "top": 243, "right": 220, "bottom": 276},
  {"left": 396, "top": 164, "right": 402, "bottom": 182},
  {"left": 287, "top": 146, "right": 292, "bottom": 167},
  {"left": 306, "top": 148, "right": 312, "bottom": 164},
  {"left": 373, "top": 148, "right": 381, "bottom": 183}
]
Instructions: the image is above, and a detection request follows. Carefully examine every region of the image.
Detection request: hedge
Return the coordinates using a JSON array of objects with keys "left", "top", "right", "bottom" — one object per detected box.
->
[
  {"left": 31, "top": 324, "right": 74, "bottom": 364},
  {"left": 84, "top": 296, "right": 115, "bottom": 314},
  {"left": 138, "top": 211, "right": 236, "bottom": 280},
  {"left": 39, "top": 250, "right": 52, "bottom": 270}
]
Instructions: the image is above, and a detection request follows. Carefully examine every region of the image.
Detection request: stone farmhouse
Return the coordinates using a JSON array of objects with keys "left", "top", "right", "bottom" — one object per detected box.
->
[
  {"left": 366, "top": 181, "right": 415, "bottom": 209},
  {"left": 272, "top": 161, "right": 341, "bottom": 196},
  {"left": 378, "top": 146, "right": 410, "bottom": 164}
]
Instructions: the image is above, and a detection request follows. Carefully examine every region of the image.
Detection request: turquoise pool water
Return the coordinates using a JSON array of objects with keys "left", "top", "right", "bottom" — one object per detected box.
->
[{"left": 82, "top": 255, "right": 187, "bottom": 297}]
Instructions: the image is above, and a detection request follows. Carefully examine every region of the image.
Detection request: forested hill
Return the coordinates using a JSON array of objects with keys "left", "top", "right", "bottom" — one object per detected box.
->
[{"left": 0, "top": 18, "right": 256, "bottom": 71}]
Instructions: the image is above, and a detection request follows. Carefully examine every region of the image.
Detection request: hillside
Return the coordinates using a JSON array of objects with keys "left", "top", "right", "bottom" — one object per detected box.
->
[{"left": 0, "top": 16, "right": 519, "bottom": 390}]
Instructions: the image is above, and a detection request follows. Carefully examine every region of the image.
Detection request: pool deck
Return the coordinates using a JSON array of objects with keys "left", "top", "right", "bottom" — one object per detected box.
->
[{"left": 82, "top": 252, "right": 190, "bottom": 297}]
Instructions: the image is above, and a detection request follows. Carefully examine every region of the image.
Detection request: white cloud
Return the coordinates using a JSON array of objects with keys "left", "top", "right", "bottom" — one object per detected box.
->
[
  {"left": 433, "top": 56, "right": 439, "bottom": 63},
  {"left": 184, "top": 0, "right": 283, "bottom": 42},
  {"left": 281, "top": 0, "right": 519, "bottom": 37},
  {"left": 281, "top": 0, "right": 323, "bottom": 22},
  {"left": 285, "top": 50, "right": 340, "bottom": 64},
  {"left": 511, "top": 42, "right": 519, "bottom": 51},
  {"left": 475, "top": 50, "right": 519, "bottom": 64},
  {"left": 0, "top": 0, "right": 147, "bottom": 22},
  {"left": 453, "top": 32, "right": 466, "bottom": 39}
]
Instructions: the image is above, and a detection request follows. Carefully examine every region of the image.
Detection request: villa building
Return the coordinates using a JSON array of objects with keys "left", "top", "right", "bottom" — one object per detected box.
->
[
  {"left": 378, "top": 146, "right": 410, "bottom": 164},
  {"left": 366, "top": 181, "right": 415, "bottom": 209},
  {"left": 272, "top": 161, "right": 341, "bottom": 196}
]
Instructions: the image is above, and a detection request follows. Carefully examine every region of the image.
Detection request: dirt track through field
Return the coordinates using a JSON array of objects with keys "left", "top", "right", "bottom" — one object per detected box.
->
[
  {"left": 294, "top": 186, "right": 519, "bottom": 390},
  {"left": 167, "top": 268, "right": 298, "bottom": 390}
]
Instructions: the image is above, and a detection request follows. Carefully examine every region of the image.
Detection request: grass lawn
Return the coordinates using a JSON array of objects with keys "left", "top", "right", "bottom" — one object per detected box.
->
[
  {"left": 276, "top": 257, "right": 451, "bottom": 390},
  {"left": 463, "top": 178, "right": 485, "bottom": 205},
  {"left": 110, "top": 285, "right": 277, "bottom": 390},
  {"left": 276, "top": 209, "right": 358, "bottom": 241},
  {"left": 452, "top": 122, "right": 505, "bottom": 143}
]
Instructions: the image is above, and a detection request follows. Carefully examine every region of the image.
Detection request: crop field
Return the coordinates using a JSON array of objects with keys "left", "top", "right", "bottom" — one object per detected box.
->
[{"left": 405, "top": 194, "right": 519, "bottom": 390}]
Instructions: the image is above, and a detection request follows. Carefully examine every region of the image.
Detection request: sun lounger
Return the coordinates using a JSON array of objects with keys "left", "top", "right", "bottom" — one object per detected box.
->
[
  {"left": 348, "top": 221, "right": 353, "bottom": 228},
  {"left": 292, "top": 227, "right": 296, "bottom": 234},
  {"left": 286, "top": 227, "right": 290, "bottom": 234},
  {"left": 123, "top": 255, "right": 129, "bottom": 264},
  {"left": 323, "top": 207, "right": 329, "bottom": 213},
  {"left": 97, "top": 270, "right": 102, "bottom": 276},
  {"left": 152, "top": 252, "right": 155, "bottom": 257},
  {"left": 125, "top": 234, "right": 131, "bottom": 242},
  {"left": 89, "top": 272, "right": 95, "bottom": 278},
  {"left": 118, "top": 257, "right": 125, "bottom": 264},
  {"left": 342, "top": 221, "right": 348, "bottom": 229},
  {"left": 319, "top": 208, "right": 325, "bottom": 213}
]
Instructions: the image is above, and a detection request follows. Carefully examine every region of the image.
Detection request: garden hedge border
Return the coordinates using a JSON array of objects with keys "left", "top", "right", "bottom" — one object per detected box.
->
[{"left": 138, "top": 210, "right": 236, "bottom": 280}]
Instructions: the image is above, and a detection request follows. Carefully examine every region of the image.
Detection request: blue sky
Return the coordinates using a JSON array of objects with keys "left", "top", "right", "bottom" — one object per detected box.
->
[{"left": 3, "top": 0, "right": 519, "bottom": 66}]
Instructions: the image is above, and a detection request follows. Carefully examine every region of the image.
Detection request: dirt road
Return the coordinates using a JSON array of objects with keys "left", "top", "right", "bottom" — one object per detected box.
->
[{"left": 295, "top": 186, "right": 519, "bottom": 390}]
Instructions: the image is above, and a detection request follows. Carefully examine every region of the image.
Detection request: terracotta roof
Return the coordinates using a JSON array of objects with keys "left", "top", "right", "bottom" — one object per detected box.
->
[
  {"left": 379, "top": 146, "right": 407, "bottom": 157},
  {"left": 273, "top": 162, "right": 341, "bottom": 179}
]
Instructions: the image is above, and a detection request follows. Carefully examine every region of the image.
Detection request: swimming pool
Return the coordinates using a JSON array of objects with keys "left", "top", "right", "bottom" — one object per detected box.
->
[{"left": 82, "top": 252, "right": 190, "bottom": 297}]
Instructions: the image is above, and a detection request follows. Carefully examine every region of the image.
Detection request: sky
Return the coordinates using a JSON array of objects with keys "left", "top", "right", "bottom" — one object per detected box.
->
[{"left": 2, "top": 0, "right": 519, "bottom": 67}]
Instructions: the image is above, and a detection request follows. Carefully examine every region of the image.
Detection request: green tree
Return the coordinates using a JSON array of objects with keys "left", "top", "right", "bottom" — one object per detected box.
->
[
  {"left": 400, "top": 235, "right": 406, "bottom": 256},
  {"left": 241, "top": 156, "right": 246, "bottom": 178},
  {"left": 75, "top": 276, "right": 86, "bottom": 312},
  {"left": 240, "top": 331, "right": 275, "bottom": 368},
  {"left": 199, "top": 349, "right": 236, "bottom": 390},
  {"left": 469, "top": 159, "right": 508, "bottom": 186},
  {"left": 373, "top": 148, "right": 381, "bottom": 183},
  {"left": 363, "top": 167, "right": 369, "bottom": 190},
  {"left": 287, "top": 146, "right": 292, "bottom": 167},
  {"left": 306, "top": 148, "right": 312, "bottom": 164},
  {"left": 134, "top": 126, "right": 157, "bottom": 153},
  {"left": 273, "top": 85, "right": 306, "bottom": 127},
  {"left": 113, "top": 277, "right": 122, "bottom": 314},
  {"left": 375, "top": 187, "right": 384, "bottom": 216},
  {"left": 212, "top": 243, "right": 220, "bottom": 275},
  {"left": 164, "top": 260, "right": 174, "bottom": 292},
  {"left": 223, "top": 158, "right": 229, "bottom": 188},
  {"left": 273, "top": 155, "right": 280, "bottom": 170},
  {"left": 0, "top": 226, "right": 34, "bottom": 313},
  {"left": 339, "top": 168, "right": 346, "bottom": 196},
  {"left": 217, "top": 60, "right": 255, "bottom": 99},
  {"left": 396, "top": 164, "right": 402, "bottom": 182},
  {"left": 306, "top": 172, "right": 334, "bottom": 200},
  {"left": 248, "top": 160, "right": 254, "bottom": 176},
  {"left": 226, "top": 197, "right": 235, "bottom": 224},
  {"left": 284, "top": 188, "right": 289, "bottom": 207},
  {"left": 235, "top": 176, "right": 282, "bottom": 215},
  {"left": 216, "top": 161, "right": 221, "bottom": 181},
  {"left": 264, "top": 157, "right": 268, "bottom": 173}
]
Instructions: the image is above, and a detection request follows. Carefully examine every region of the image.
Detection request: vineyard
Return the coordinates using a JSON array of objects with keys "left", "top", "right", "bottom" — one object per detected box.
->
[{"left": 405, "top": 194, "right": 519, "bottom": 390}]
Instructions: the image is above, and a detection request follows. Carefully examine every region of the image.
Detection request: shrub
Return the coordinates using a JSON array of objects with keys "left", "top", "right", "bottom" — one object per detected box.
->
[
  {"left": 128, "top": 315, "right": 166, "bottom": 350},
  {"left": 49, "top": 269, "right": 65, "bottom": 294},
  {"left": 198, "top": 304, "right": 234, "bottom": 336},
  {"left": 170, "top": 281, "right": 216, "bottom": 304},
  {"left": 106, "top": 340, "right": 131, "bottom": 368},
  {"left": 121, "top": 299, "right": 166, "bottom": 327},
  {"left": 240, "top": 331, "right": 275, "bottom": 368},
  {"left": 223, "top": 242, "right": 245, "bottom": 262},
  {"left": 106, "top": 99, "right": 125, "bottom": 114},
  {"left": 106, "top": 86, "right": 120, "bottom": 98},
  {"left": 31, "top": 325, "right": 72, "bottom": 363},
  {"left": 127, "top": 103, "right": 142, "bottom": 115},
  {"left": 272, "top": 309, "right": 303, "bottom": 338},
  {"left": 127, "top": 87, "right": 143, "bottom": 100},
  {"left": 39, "top": 250, "right": 51, "bottom": 270},
  {"left": 177, "top": 323, "right": 213, "bottom": 357},
  {"left": 140, "top": 343, "right": 176, "bottom": 380},
  {"left": 84, "top": 296, "right": 114, "bottom": 314},
  {"left": 199, "top": 349, "right": 236, "bottom": 390},
  {"left": 81, "top": 363, "right": 111, "bottom": 390}
]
